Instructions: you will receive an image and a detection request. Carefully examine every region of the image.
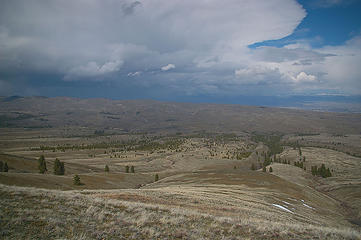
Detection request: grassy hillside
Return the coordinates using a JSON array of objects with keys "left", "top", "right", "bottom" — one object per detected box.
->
[{"left": 1, "top": 98, "right": 361, "bottom": 239}]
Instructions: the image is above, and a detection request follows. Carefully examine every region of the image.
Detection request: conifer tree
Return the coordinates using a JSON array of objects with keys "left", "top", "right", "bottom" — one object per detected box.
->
[
  {"left": 4, "top": 162, "right": 8, "bottom": 172},
  {"left": 73, "top": 174, "right": 81, "bottom": 185},
  {"left": 269, "top": 166, "right": 273, "bottom": 172},
  {"left": 38, "top": 155, "right": 47, "bottom": 174},
  {"left": 54, "top": 158, "right": 65, "bottom": 175},
  {"left": 251, "top": 163, "right": 256, "bottom": 170},
  {"left": 60, "top": 162, "right": 65, "bottom": 175}
]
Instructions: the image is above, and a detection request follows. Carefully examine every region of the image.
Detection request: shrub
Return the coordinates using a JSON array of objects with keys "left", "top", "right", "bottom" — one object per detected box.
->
[
  {"left": 38, "top": 155, "right": 47, "bottom": 174},
  {"left": 73, "top": 175, "right": 81, "bottom": 185},
  {"left": 155, "top": 174, "right": 159, "bottom": 182},
  {"left": 105, "top": 165, "right": 109, "bottom": 172}
]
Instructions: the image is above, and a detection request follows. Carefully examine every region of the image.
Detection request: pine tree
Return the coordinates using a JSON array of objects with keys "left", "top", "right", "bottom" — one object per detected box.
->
[
  {"left": 251, "top": 163, "right": 256, "bottom": 170},
  {"left": 54, "top": 158, "right": 65, "bottom": 175},
  {"left": 130, "top": 166, "right": 135, "bottom": 173},
  {"left": 3, "top": 162, "right": 8, "bottom": 172},
  {"left": 326, "top": 168, "right": 332, "bottom": 178},
  {"left": 269, "top": 166, "right": 273, "bottom": 172},
  {"left": 38, "top": 155, "right": 47, "bottom": 174},
  {"left": 155, "top": 174, "right": 159, "bottom": 182},
  {"left": 319, "top": 164, "right": 327, "bottom": 178},
  {"left": 73, "top": 175, "right": 81, "bottom": 185},
  {"left": 125, "top": 166, "right": 129, "bottom": 173},
  {"left": 105, "top": 165, "right": 109, "bottom": 172},
  {"left": 60, "top": 162, "right": 65, "bottom": 175}
]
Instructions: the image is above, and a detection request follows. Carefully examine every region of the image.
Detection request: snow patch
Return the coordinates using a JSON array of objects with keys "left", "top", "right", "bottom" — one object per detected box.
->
[
  {"left": 272, "top": 204, "right": 294, "bottom": 214},
  {"left": 302, "top": 203, "right": 314, "bottom": 209}
]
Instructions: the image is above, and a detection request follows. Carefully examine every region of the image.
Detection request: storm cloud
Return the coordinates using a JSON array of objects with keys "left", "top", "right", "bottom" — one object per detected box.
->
[{"left": 0, "top": 0, "right": 360, "bottom": 97}]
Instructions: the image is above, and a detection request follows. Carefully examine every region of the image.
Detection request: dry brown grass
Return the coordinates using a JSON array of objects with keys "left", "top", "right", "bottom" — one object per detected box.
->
[
  {"left": 1, "top": 128, "right": 361, "bottom": 239},
  {"left": 1, "top": 183, "right": 360, "bottom": 240}
]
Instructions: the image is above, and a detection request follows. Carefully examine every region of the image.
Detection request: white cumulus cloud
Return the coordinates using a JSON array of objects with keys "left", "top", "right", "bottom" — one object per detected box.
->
[
  {"left": 161, "top": 64, "right": 176, "bottom": 71},
  {"left": 292, "top": 72, "right": 317, "bottom": 83}
]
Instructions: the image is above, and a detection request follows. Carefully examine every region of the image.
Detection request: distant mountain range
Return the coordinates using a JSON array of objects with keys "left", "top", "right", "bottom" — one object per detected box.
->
[{"left": 1, "top": 96, "right": 360, "bottom": 134}]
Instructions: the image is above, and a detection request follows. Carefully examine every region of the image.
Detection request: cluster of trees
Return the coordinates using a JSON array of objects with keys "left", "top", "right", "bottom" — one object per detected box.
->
[
  {"left": 0, "top": 161, "right": 9, "bottom": 172},
  {"left": 38, "top": 155, "right": 83, "bottom": 185},
  {"left": 311, "top": 164, "right": 332, "bottom": 178},
  {"left": 294, "top": 161, "right": 306, "bottom": 171},
  {"left": 273, "top": 157, "right": 290, "bottom": 165},
  {"left": 38, "top": 155, "right": 65, "bottom": 175},
  {"left": 125, "top": 165, "right": 135, "bottom": 173},
  {"left": 252, "top": 135, "right": 283, "bottom": 156},
  {"left": 31, "top": 137, "right": 186, "bottom": 155}
]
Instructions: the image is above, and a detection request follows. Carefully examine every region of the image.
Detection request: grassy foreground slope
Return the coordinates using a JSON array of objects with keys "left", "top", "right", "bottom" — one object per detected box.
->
[{"left": 1, "top": 168, "right": 361, "bottom": 240}]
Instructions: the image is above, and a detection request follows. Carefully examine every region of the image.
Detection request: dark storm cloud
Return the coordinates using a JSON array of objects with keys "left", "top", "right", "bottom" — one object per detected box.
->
[{"left": 1, "top": 0, "right": 360, "bottom": 96}]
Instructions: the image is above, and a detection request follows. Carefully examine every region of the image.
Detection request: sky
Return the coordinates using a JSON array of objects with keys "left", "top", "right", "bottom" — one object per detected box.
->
[{"left": 0, "top": 0, "right": 361, "bottom": 107}]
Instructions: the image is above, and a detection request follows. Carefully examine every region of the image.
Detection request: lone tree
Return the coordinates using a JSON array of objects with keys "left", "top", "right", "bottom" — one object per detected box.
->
[
  {"left": 155, "top": 174, "right": 159, "bottom": 182},
  {"left": 73, "top": 175, "right": 81, "bottom": 185},
  {"left": 53, "top": 158, "right": 65, "bottom": 175},
  {"left": 105, "top": 165, "right": 109, "bottom": 172},
  {"left": 130, "top": 166, "right": 135, "bottom": 173},
  {"left": 251, "top": 163, "right": 256, "bottom": 171},
  {"left": 38, "top": 155, "right": 47, "bottom": 174},
  {"left": 3, "top": 162, "right": 8, "bottom": 172},
  {"left": 125, "top": 166, "right": 129, "bottom": 173}
]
